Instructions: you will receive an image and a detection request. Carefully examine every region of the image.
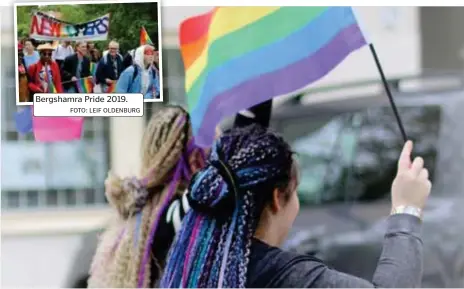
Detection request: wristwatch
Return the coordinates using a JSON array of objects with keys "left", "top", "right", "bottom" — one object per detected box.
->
[{"left": 391, "top": 205, "right": 423, "bottom": 220}]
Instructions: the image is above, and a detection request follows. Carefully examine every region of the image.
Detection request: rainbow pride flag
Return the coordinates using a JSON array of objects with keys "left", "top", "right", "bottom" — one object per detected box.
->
[
  {"left": 106, "top": 82, "right": 116, "bottom": 93},
  {"left": 180, "top": 7, "right": 368, "bottom": 146},
  {"left": 48, "top": 79, "right": 58, "bottom": 93},
  {"left": 140, "top": 26, "right": 154, "bottom": 46},
  {"left": 90, "top": 62, "right": 97, "bottom": 77},
  {"left": 77, "top": 77, "right": 94, "bottom": 93}
]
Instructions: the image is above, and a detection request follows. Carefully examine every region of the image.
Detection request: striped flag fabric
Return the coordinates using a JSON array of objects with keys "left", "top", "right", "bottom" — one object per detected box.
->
[
  {"left": 180, "top": 7, "right": 368, "bottom": 146},
  {"left": 90, "top": 62, "right": 97, "bottom": 78},
  {"left": 76, "top": 77, "right": 94, "bottom": 93},
  {"left": 140, "top": 26, "right": 154, "bottom": 46},
  {"left": 106, "top": 82, "right": 116, "bottom": 93}
]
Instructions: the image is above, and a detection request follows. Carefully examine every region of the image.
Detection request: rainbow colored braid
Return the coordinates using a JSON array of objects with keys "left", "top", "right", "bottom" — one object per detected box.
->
[{"left": 160, "top": 124, "right": 294, "bottom": 288}]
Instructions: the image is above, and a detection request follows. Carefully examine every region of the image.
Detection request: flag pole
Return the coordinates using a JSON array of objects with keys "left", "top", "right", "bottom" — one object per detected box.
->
[{"left": 368, "top": 44, "right": 408, "bottom": 143}]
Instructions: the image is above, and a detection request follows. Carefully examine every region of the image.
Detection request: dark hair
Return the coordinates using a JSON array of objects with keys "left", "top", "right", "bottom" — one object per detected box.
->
[
  {"left": 90, "top": 48, "right": 101, "bottom": 62},
  {"left": 160, "top": 124, "right": 295, "bottom": 288},
  {"left": 23, "top": 38, "right": 34, "bottom": 46}
]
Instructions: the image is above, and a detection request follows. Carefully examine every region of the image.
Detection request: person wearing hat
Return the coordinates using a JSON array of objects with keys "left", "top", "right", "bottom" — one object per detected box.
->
[{"left": 27, "top": 43, "right": 64, "bottom": 94}]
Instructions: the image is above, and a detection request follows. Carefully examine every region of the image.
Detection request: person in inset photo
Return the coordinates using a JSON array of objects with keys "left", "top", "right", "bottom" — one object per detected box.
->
[
  {"left": 116, "top": 44, "right": 160, "bottom": 99},
  {"left": 122, "top": 48, "right": 136, "bottom": 71},
  {"left": 23, "top": 38, "right": 40, "bottom": 69},
  {"left": 96, "top": 40, "right": 124, "bottom": 93},
  {"left": 89, "top": 48, "right": 101, "bottom": 64},
  {"left": 62, "top": 41, "right": 91, "bottom": 93},
  {"left": 52, "top": 41, "right": 74, "bottom": 68},
  {"left": 87, "top": 41, "right": 95, "bottom": 52},
  {"left": 17, "top": 43, "right": 31, "bottom": 102},
  {"left": 27, "top": 43, "right": 63, "bottom": 94},
  {"left": 153, "top": 49, "right": 159, "bottom": 70}
]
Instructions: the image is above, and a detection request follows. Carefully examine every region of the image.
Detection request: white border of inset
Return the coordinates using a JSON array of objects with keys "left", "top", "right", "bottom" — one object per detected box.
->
[{"left": 14, "top": 0, "right": 164, "bottom": 106}]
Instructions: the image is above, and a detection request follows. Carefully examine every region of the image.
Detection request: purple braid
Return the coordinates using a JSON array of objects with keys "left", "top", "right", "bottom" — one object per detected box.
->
[
  {"left": 137, "top": 158, "right": 185, "bottom": 287},
  {"left": 160, "top": 124, "right": 294, "bottom": 288},
  {"left": 137, "top": 118, "right": 202, "bottom": 287}
]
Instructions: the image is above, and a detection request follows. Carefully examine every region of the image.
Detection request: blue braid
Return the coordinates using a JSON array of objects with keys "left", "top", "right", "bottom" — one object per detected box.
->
[
  {"left": 217, "top": 208, "right": 238, "bottom": 287},
  {"left": 187, "top": 222, "right": 208, "bottom": 286},
  {"left": 189, "top": 218, "right": 216, "bottom": 287},
  {"left": 162, "top": 211, "right": 194, "bottom": 284},
  {"left": 207, "top": 222, "right": 228, "bottom": 287},
  {"left": 160, "top": 124, "right": 294, "bottom": 288}
]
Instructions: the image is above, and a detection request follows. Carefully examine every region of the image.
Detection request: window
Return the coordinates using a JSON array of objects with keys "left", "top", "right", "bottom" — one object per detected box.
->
[
  {"left": 277, "top": 105, "right": 442, "bottom": 206},
  {"left": 1, "top": 40, "right": 110, "bottom": 211}
]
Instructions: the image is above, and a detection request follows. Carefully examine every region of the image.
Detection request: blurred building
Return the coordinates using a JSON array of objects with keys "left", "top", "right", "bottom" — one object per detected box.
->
[{"left": 2, "top": 5, "right": 464, "bottom": 287}]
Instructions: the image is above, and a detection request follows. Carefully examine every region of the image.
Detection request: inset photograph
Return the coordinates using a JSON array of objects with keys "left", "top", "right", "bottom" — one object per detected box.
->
[{"left": 15, "top": 0, "right": 163, "bottom": 105}]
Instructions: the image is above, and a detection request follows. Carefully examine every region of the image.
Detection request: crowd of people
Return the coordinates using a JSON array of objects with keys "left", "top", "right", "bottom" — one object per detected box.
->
[
  {"left": 17, "top": 38, "right": 161, "bottom": 102},
  {"left": 86, "top": 99, "right": 432, "bottom": 288}
]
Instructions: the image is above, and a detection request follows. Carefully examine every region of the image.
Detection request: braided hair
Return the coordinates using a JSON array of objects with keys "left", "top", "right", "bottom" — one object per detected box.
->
[
  {"left": 160, "top": 124, "right": 295, "bottom": 288},
  {"left": 88, "top": 105, "right": 206, "bottom": 288}
]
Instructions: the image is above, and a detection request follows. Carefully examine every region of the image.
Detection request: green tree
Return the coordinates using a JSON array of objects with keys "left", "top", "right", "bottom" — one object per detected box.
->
[{"left": 81, "top": 3, "right": 159, "bottom": 52}]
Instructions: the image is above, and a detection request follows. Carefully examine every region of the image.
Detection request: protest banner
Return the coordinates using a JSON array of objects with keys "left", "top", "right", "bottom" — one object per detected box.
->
[{"left": 29, "top": 11, "right": 110, "bottom": 41}]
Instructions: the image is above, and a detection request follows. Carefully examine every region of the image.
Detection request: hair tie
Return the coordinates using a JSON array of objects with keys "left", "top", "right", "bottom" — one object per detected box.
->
[
  {"left": 210, "top": 158, "right": 239, "bottom": 200},
  {"left": 122, "top": 177, "right": 149, "bottom": 213}
]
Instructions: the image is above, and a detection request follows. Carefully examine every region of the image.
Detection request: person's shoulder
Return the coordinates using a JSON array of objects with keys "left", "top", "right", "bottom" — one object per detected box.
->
[
  {"left": 247, "top": 238, "right": 325, "bottom": 288},
  {"left": 28, "top": 61, "right": 40, "bottom": 70},
  {"left": 250, "top": 238, "right": 318, "bottom": 264},
  {"left": 64, "top": 53, "right": 75, "bottom": 60},
  {"left": 123, "top": 65, "right": 135, "bottom": 74},
  {"left": 26, "top": 62, "right": 38, "bottom": 73}
]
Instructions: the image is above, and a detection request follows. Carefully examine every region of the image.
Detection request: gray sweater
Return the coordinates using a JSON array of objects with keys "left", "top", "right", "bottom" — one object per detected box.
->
[{"left": 247, "top": 214, "right": 423, "bottom": 288}]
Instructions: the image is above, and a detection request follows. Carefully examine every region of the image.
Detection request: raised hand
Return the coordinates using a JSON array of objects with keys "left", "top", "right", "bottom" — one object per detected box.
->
[{"left": 391, "top": 140, "right": 432, "bottom": 211}]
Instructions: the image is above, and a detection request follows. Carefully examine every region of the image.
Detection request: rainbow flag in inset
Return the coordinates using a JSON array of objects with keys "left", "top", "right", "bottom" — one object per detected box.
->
[
  {"left": 180, "top": 7, "right": 368, "bottom": 146},
  {"left": 106, "top": 82, "right": 116, "bottom": 93},
  {"left": 48, "top": 79, "right": 58, "bottom": 93},
  {"left": 90, "top": 62, "right": 97, "bottom": 77},
  {"left": 77, "top": 77, "right": 94, "bottom": 93},
  {"left": 140, "top": 26, "right": 154, "bottom": 46}
]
